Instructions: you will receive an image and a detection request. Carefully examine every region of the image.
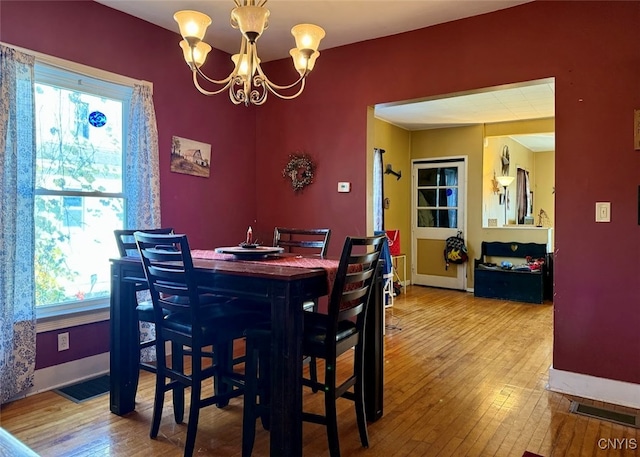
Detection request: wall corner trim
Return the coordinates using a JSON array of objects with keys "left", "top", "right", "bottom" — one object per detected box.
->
[{"left": 548, "top": 366, "right": 640, "bottom": 409}]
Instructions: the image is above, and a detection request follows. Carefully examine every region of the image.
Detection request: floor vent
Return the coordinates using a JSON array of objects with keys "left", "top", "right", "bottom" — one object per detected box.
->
[
  {"left": 569, "top": 401, "right": 639, "bottom": 428},
  {"left": 54, "top": 375, "right": 110, "bottom": 403}
]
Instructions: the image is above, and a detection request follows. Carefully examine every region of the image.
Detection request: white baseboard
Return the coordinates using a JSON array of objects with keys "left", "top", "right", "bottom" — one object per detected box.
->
[
  {"left": 548, "top": 366, "right": 640, "bottom": 409},
  {"left": 34, "top": 353, "right": 110, "bottom": 395},
  {"left": 6, "top": 353, "right": 110, "bottom": 403}
]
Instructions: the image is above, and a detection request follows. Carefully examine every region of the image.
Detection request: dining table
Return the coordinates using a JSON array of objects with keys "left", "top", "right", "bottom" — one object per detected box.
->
[{"left": 109, "top": 248, "right": 384, "bottom": 457}]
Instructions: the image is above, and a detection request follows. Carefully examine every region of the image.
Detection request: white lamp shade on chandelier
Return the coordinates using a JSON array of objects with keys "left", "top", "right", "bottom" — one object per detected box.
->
[{"left": 173, "top": 1, "right": 325, "bottom": 106}]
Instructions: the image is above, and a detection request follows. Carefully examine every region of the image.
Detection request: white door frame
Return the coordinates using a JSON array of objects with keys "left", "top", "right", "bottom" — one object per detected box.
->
[{"left": 411, "top": 156, "right": 468, "bottom": 290}]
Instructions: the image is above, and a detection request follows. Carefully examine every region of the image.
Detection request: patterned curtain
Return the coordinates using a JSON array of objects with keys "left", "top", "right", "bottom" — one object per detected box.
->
[
  {"left": 516, "top": 167, "right": 530, "bottom": 224},
  {"left": 126, "top": 83, "right": 161, "bottom": 229},
  {"left": 373, "top": 148, "right": 384, "bottom": 232},
  {"left": 444, "top": 168, "right": 458, "bottom": 228},
  {"left": 0, "top": 45, "right": 37, "bottom": 403},
  {"left": 125, "top": 84, "right": 161, "bottom": 361}
]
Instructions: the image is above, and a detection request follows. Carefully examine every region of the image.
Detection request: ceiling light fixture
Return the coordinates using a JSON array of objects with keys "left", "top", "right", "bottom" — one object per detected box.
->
[{"left": 174, "top": 1, "right": 325, "bottom": 106}]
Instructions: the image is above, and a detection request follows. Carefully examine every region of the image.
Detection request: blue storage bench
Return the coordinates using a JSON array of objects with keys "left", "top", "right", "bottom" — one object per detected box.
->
[{"left": 474, "top": 241, "right": 549, "bottom": 304}]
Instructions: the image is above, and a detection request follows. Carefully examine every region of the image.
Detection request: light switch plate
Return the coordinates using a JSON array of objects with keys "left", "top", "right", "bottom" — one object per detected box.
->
[
  {"left": 595, "top": 202, "right": 610, "bottom": 222},
  {"left": 338, "top": 182, "right": 351, "bottom": 193}
]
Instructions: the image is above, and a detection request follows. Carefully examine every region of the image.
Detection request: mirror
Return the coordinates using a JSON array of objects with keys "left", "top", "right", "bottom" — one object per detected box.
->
[{"left": 483, "top": 132, "right": 555, "bottom": 228}]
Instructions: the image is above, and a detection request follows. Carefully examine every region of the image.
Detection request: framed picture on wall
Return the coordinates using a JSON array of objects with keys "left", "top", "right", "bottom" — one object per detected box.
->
[{"left": 170, "top": 136, "right": 211, "bottom": 178}]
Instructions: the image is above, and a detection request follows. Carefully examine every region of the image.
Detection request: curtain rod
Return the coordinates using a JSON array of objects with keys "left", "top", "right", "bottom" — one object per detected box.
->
[{"left": 0, "top": 41, "right": 153, "bottom": 92}]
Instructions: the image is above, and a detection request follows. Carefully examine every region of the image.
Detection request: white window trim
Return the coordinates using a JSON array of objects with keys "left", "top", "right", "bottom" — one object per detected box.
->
[
  {"left": 36, "top": 302, "right": 110, "bottom": 333},
  {"left": 1, "top": 41, "right": 152, "bottom": 92}
]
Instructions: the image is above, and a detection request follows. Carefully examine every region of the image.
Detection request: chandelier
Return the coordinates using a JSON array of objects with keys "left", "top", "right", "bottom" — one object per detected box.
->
[{"left": 174, "top": 1, "right": 325, "bottom": 106}]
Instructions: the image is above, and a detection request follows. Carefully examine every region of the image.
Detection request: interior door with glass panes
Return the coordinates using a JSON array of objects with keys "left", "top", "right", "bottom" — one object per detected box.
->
[{"left": 412, "top": 158, "right": 467, "bottom": 290}]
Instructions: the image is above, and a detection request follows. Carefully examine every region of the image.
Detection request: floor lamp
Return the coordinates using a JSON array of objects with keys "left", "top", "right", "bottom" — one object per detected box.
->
[{"left": 496, "top": 176, "right": 515, "bottom": 226}]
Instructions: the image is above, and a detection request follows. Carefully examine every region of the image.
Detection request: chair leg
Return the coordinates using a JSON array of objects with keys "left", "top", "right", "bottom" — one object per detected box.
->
[
  {"left": 184, "top": 357, "right": 202, "bottom": 457},
  {"left": 258, "top": 341, "right": 271, "bottom": 431},
  {"left": 307, "top": 301, "right": 319, "bottom": 392},
  {"left": 172, "top": 342, "right": 185, "bottom": 424},
  {"left": 134, "top": 320, "right": 143, "bottom": 396},
  {"left": 150, "top": 337, "right": 167, "bottom": 439},
  {"left": 353, "top": 346, "right": 369, "bottom": 448},
  {"left": 324, "top": 365, "right": 341, "bottom": 457},
  {"left": 309, "top": 356, "right": 319, "bottom": 393},
  {"left": 242, "top": 337, "right": 259, "bottom": 457},
  {"left": 354, "top": 380, "right": 369, "bottom": 449},
  {"left": 214, "top": 341, "right": 233, "bottom": 407}
]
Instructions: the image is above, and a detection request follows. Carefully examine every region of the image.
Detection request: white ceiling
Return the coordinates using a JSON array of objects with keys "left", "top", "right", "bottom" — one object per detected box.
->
[
  {"left": 96, "top": 0, "right": 553, "bottom": 151},
  {"left": 375, "top": 79, "right": 556, "bottom": 151},
  {"left": 509, "top": 132, "right": 555, "bottom": 152},
  {"left": 96, "top": 0, "right": 533, "bottom": 62}
]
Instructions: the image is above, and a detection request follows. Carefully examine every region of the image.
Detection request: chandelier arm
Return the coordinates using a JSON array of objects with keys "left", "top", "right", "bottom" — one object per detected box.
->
[
  {"left": 229, "top": 88, "right": 245, "bottom": 105},
  {"left": 192, "top": 49, "right": 236, "bottom": 86},
  {"left": 192, "top": 71, "right": 235, "bottom": 96},
  {"left": 190, "top": 37, "right": 246, "bottom": 87},
  {"left": 263, "top": 78, "right": 307, "bottom": 100},
  {"left": 247, "top": 90, "right": 267, "bottom": 106},
  {"left": 254, "top": 65, "right": 306, "bottom": 91},
  {"left": 194, "top": 66, "right": 235, "bottom": 86}
]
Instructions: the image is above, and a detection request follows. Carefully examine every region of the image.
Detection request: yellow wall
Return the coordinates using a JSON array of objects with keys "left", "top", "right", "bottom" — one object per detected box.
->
[
  {"left": 411, "top": 125, "right": 483, "bottom": 286},
  {"left": 484, "top": 136, "right": 535, "bottom": 226},
  {"left": 371, "top": 118, "right": 555, "bottom": 289},
  {"left": 372, "top": 117, "right": 411, "bottom": 283},
  {"left": 534, "top": 151, "right": 555, "bottom": 227},
  {"left": 485, "top": 118, "right": 555, "bottom": 136},
  {"left": 484, "top": 117, "right": 555, "bottom": 231}
]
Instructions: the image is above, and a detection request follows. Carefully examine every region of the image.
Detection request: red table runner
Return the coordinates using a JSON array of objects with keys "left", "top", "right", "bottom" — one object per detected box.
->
[{"left": 191, "top": 249, "right": 342, "bottom": 296}]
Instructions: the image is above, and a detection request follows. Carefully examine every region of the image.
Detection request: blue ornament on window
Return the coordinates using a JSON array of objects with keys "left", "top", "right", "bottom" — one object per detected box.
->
[
  {"left": 446, "top": 188, "right": 453, "bottom": 196},
  {"left": 88, "top": 111, "right": 107, "bottom": 127}
]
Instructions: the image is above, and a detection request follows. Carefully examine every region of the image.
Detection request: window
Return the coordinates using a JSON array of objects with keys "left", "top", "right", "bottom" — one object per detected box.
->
[
  {"left": 416, "top": 167, "right": 459, "bottom": 228},
  {"left": 34, "top": 63, "right": 131, "bottom": 312}
]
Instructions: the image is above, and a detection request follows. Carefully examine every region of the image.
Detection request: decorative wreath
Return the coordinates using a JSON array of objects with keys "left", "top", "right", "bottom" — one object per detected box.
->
[{"left": 282, "top": 153, "right": 315, "bottom": 191}]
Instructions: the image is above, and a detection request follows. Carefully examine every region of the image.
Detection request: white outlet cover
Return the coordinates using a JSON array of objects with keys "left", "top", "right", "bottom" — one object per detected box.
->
[
  {"left": 57, "top": 332, "right": 70, "bottom": 351},
  {"left": 338, "top": 182, "right": 351, "bottom": 193}
]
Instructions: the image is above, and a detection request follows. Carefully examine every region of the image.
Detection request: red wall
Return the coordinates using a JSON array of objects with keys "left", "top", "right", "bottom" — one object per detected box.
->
[
  {"left": 255, "top": 1, "right": 640, "bottom": 384},
  {"left": 2, "top": 1, "right": 640, "bottom": 387},
  {"left": 0, "top": 0, "right": 257, "bottom": 250},
  {"left": 0, "top": 0, "right": 257, "bottom": 366},
  {"left": 35, "top": 322, "right": 110, "bottom": 370}
]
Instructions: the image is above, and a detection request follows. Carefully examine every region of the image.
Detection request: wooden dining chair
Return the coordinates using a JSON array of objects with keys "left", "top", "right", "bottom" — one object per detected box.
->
[
  {"left": 273, "top": 227, "right": 331, "bottom": 258},
  {"left": 114, "top": 228, "right": 174, "bottom": 374},
  {"left": 135, "top": 232, "right": 263, "bottom": 457},
  {"left": 273, "top": 226, "right": 332, "bottom": 387},
  {"left": 242, "top": 234, "right": 385, "bottom": 457}
]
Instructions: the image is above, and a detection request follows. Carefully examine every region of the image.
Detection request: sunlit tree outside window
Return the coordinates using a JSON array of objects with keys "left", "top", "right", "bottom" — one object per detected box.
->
[{"left": 34, "top": 65, "right": 130, "bottom": 309}]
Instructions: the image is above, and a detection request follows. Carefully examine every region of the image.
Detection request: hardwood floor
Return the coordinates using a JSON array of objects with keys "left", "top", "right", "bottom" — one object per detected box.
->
[{"left": 1, "top": 286, "right": 639, "bottom": 456}]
